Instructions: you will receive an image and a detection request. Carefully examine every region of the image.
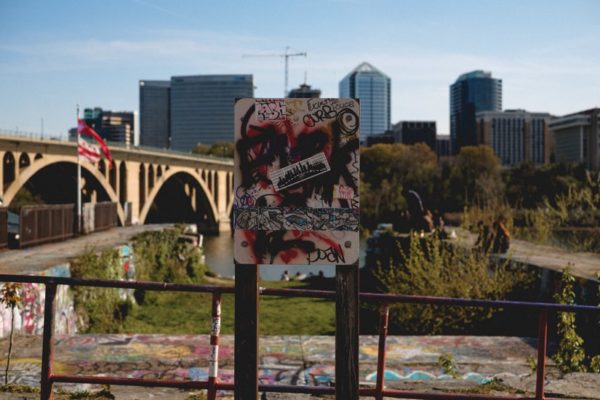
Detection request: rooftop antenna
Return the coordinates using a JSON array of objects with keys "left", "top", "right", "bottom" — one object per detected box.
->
[{"left": 243, "top": 46, "right": 307, "bottom": 97}]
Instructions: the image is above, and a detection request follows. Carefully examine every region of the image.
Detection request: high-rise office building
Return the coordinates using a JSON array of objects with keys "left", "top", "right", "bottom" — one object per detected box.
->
[
  {"left": 339, "top": 62, "right": 391, "bottom": 137},
  {"left": 170, "top": 74, "right": 253, "bottom": 151},
  {"left": 82, "top": 107, "right": 135, "bottom": 145},
  {"left": 450, "top": 70, "right": 502, "bottom": 153},
  {"left": 550, "top": 108, "right": 600, "bottom": 170},
  {"left": 436, "top": 135, "right": 452, "bottom": 158},
  {"left": 477, "top": 110, "right": 553, "bottom": 166},
  {"left": 139, "top": 80, "right": 171, "bottom": 148},
  {"left": 288, "top": 83, "right": 321, "bottom": 98},
  {"left": 392, "top": 121, "right": 437, "bottom": 150}
]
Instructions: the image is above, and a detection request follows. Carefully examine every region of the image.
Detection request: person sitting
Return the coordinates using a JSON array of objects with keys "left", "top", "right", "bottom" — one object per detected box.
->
[{"left": 281, "top": 270, "right": 290, "bottom": 281}]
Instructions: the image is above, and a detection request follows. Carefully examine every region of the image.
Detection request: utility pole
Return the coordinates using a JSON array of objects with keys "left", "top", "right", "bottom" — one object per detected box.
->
[{"left": 243, "top": 46, "right": 307, "bottom": 97}]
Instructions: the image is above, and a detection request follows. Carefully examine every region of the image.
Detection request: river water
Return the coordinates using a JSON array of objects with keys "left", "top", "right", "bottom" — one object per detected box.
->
[{"left": 203, "top": 234, "right": 367, "bottom": 281}]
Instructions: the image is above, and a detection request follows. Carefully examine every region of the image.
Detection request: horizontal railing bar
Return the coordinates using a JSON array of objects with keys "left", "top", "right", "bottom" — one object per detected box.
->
[
  {"left": 358, "top": 292, "right": 600, "bottom": 313},
  {"left": 259, "top": 383, "right": 335, "bottom": 394},
  {"left": 51, "top": 374, "right": 208, "bottom": 389},
  {"left": 374, "top": 388, "right": 537, "bottom": 400},
  {"left": 0, "top": 273, "right": 598, "bottom": 313},
  {"left": 0, "top": 274, "right": 235, "bottom": 294}
]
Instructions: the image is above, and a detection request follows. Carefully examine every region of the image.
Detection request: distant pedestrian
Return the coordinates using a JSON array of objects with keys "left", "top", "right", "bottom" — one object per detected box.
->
[{"left": 492, "top": 220, "right": 510, "bottom": 253}]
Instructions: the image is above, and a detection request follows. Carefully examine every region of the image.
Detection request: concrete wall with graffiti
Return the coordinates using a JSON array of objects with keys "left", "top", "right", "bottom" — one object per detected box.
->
[
  {"left": 233, "top": 98, "right": 360, "bottom": 265},
  {"left": 0, "top": 244, "right": 134, "bottom": 338}
]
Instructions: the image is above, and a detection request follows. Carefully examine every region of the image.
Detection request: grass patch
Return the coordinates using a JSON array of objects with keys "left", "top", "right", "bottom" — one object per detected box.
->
[{"left": 121, "top": 279, "right": 335, "bottom": 335}]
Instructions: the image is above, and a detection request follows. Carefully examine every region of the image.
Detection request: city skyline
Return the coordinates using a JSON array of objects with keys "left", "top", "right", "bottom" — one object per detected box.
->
[{"left": 1, "top": 0, "right": 599, "bottom": 138}]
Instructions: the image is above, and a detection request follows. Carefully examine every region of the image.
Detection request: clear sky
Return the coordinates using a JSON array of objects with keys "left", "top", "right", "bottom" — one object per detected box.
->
[{"left": 1, "top": 0, "right": 599, "bottom": 138}]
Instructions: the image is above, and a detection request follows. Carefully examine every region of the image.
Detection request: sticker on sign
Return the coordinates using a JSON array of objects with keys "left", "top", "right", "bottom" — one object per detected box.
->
[{"left": 268, "top": 152, "right": 331, "bottom": 191}]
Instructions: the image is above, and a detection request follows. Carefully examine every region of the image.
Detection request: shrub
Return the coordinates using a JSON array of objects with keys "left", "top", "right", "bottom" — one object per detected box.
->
[
  {"left": 371, "top": 233, "right": 533, "bottom": 334},
  {"left": 70, "top": 249, "right": 127, "bottom": 333}
]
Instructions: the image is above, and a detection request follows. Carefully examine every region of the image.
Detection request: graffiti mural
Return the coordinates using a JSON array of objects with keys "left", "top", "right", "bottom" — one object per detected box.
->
[
  {"left": 0, "top": 264, "right": 77, "bottom": 338},
  {"left": 234, "top": 98, "right": 360, "bottom": 265}
]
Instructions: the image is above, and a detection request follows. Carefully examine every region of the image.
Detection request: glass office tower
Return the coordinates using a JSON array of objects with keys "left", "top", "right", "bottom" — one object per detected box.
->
[
  {"left": 339, "top": 62, "right": 391, "bottom": 138},
  {"left": 139, "top": 80, "right": 171, "bottom": 148},
  {"left": 170, "top": 75, "right": 254, "bottom": 151},
  {"left": 450, "top": 70, "right": 502, "bottom": 153}
]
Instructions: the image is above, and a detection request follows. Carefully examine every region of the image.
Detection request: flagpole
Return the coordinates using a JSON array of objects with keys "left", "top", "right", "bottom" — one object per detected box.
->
[{"left": 77, "top": 105, "right": 81, "bottom": 234}]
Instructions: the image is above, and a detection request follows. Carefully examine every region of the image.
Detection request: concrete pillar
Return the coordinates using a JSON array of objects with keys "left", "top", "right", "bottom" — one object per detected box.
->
[
  {"left": 114, "top": 160, "right": 120, "bottom": 202},
  {"left": 13, "top": 151, "right": 20, "bottom": 179},
  {"left": 125, "top": 160, "right": 141, "bottom": 224},
  {"left": 217, "top": 170, "right": 230, "bottom": 232}
]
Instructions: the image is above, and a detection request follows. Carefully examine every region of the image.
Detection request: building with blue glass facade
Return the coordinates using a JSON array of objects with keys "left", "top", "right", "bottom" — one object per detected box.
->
[
  {"left": 139, "top": 80, "right": 171, "bottom": 149},
  {"left": 339, "top": 62, "right": 391, "bottom": 138},
  {"left": 170, "top": 75, "right": 254, "bottom": 151},
  {"left": 450, "top": 70, "right": 502, "bottom": 153}
]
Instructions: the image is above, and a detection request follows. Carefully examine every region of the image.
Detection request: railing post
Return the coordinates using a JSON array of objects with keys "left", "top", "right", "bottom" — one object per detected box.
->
[
  {"left": 375, "top": 303, "right": 389, "bottom": 400},
  {"left": 40, "top": 282, "right": 57, "bottom": 400},
  {"left": 208, "top": 291, "right": 222, "bottom": 400},
  {"left": 336, "top": 264, "right": 359, "bottom": 400},
  {"left": 234, "top": 263, "right": 259, "bottom": 400},
  {"left": 535, "top": 310, "right": 548, "bottom": 400}
]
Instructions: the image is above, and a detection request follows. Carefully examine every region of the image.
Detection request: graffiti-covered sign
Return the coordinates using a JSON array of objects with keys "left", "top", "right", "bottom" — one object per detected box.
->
[{"left": 233, "top": 98, "right": 360, "bottom": 265}]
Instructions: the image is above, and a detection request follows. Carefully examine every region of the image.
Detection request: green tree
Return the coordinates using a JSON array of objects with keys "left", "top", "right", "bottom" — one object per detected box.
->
[
  {"left": 361, "top": 143, "right": 439, "bottom": 228},
  {"left": 191, "top": 143, "right": 210, "bottom": 155},
  {"left": 553, "top": 267, "right": 587, "bottom": 373},
  {"left": 208, "top": 141, "right": 234, "bottom": 158},
  {"left": 1, "top": 282, "right": 22, "bottom": 385},
  {"left": 447, "top": 145, "right": 503, "bottom": 210},
  {"left": 192, "top": 142, "right": 234, "bottom": 158}
]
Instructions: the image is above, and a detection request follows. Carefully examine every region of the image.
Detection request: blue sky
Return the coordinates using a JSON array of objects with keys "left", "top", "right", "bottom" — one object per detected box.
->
[{"left": 1, "top": 0, "right": 599, "bottom": 138}]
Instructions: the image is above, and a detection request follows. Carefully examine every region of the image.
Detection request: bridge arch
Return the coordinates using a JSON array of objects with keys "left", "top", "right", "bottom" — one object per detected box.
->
[
  {"left": 2, "top": 157, "right": 126, "bottom": 225},
  {"left": 138, "top": 167, "right": 219, "bottom": 228}
]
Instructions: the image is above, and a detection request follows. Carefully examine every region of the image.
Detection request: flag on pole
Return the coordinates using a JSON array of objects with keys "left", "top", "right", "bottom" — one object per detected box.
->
[
  {"left": 77, "top": 118, "right": 113, "bottom": 166},
  {"left": 78, "top": 137, "right": 102, "bottom": 164}
]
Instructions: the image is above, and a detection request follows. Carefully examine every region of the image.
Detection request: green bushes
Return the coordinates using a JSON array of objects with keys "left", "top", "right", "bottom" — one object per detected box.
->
[
  {"left": 132, "top": 227, "right": 206, "bottom": 284},
  {"left": 371, "top": 233, "right": 534, "bottom": 334},
  {"left": 70, "top": 227, "right": 207, "bottom": 333},
  {"left": 70, "top": 249, "right": 129, "bottom": 333}
]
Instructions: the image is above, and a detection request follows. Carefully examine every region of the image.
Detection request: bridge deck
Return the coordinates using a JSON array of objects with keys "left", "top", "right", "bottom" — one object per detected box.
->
[
  {"left": 453, "top": 228, "right": 600, "bottom": 281},
  {"left": 0, "top": 225, "right": 168, "bottom": 275}
]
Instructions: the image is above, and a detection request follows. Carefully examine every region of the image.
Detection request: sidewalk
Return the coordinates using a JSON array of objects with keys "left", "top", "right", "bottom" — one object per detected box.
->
[
  {"left": 2, "top": 334, "right": 599, "bottom": 399},
  {"left": 0, "top": 225, "right": 167, "bottom": 275}
]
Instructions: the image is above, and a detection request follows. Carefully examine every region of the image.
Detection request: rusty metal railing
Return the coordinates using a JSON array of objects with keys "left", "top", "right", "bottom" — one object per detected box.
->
[
  {"left": 18, "top": 204, "right": 75, "bottom": 248},
  {"left": 0, "top": 207, "right": 7, "bottom": 249},
  {"left": 0, "top": 273, "right": 598, "bottom": 400},
  {"left": 93, "top": 202, "right": 118, "bottom": 232}
]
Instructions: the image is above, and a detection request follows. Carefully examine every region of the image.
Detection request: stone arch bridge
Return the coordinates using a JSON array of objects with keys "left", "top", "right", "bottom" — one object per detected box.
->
[{"left": 0, "top": 135, "right": 234, "bottom": 232}]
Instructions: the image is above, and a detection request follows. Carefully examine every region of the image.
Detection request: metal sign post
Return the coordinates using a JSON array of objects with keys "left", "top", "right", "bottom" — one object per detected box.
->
[{"left": 233, "top": 98, "right": 360, "bottom": 399}]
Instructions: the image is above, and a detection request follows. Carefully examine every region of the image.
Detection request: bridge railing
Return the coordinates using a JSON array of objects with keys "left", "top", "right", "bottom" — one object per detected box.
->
[
  {"left": 0, "top": 273, "right": 598, "bottom": 400},
  {"left": 19, "top": 204, "right": 76, "bottom": 248},
  {"left": 0, "top": 128, "right": 233, "bottom": 164}
]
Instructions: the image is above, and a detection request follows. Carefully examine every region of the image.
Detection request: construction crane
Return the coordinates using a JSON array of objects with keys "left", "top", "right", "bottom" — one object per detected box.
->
[{"left": 243, "top": 46, "right": 307, "bottom": 97}]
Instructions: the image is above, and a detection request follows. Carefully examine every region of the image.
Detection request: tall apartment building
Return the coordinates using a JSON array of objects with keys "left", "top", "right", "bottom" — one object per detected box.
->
[
  {"left": 450, "top": 70, "right": 502, "bottom": 153},
  {"left": 288, "top": 83, "right": 321, "bottom": 98},
  {"left": 170, "top": 75, "right": 253, "bottom": 151},
  {"left": 139, "top": 80, "right": 170, "bottom": 148},
  {"left": 549, "top": 108, "right": 600, "bottom": 170},
  {"left": 82, "top": 107, "right": 136, "bottom": 145},
  {"left": 339, "top": 62, "right": 391, "bottom": 137},
  {"left": 476, "top": 110, "right": 553, "bottom": 166}
]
